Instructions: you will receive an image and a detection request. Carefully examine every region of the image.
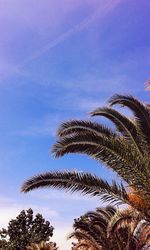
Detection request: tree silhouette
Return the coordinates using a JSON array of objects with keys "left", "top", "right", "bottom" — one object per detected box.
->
[{"left": 0, "top": 208, "right": 54, "bottom": 250}]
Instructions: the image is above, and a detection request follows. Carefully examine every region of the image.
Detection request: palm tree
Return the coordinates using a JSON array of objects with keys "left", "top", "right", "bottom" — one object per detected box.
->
[
  {"left": 69, "top": 206, "right": 117, "bottom": 250},
  {"left": 22, "top": 94, "right": 150, "bottom": 219},
  {"left": 70, "top": 205, "right": 149, "bottom": 250}
]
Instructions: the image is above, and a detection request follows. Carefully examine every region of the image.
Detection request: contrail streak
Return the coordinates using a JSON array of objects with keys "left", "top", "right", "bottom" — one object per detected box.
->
[
  {"left": 0, "top": 0, "right": 120, "bottom": 81},
  {"left": 22, "top": 0, "right": 120, "bottom": 64}
]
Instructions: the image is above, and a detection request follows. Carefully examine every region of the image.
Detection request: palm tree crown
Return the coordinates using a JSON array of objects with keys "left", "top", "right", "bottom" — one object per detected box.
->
[
  {"left": 70, "top": 205, "right": 150, "bottom": 250},
  {"left": 22, "top": 94, "right": 150, "bottom": 217}
]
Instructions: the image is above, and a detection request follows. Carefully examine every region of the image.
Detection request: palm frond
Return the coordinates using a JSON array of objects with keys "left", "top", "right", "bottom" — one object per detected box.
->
[
  {"left": 90, "top": 107, "right": 143, "bottom": 156},
  {"left": 21, "top": 171, "right": 129, "bottom": 206},
  {"left": 108, "top": 94, "right": 150, "bottom": 148},
  {"left": 103, "top": 205, "right": 117, "bottom": 216},
  {"left": 129, "top": 219, "right": 150, "bottom": 249},
  {"left": 107, "top": 208, "right": 139, "bottom": 238},
  {"left": 71, "top": 219, "right": 109, "bottom": 249},
  {"left": 52, "top": 133, "right": 150, "bottom": 195},
  {"left": 80, "top": 211, "right": 108, "bottom": 231},
  {"left": 72, "top": 206, "right": 119, "bottom": 250},
  {"left": 68, "top": 230, "right": 101, "bottom": 250},
  {"left": 57, "top": 120, "right": 116, "bottom": 138}
]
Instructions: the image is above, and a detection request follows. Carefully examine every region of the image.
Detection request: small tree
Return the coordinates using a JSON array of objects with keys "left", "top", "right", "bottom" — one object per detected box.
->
[{"left": 0, "top": 208, "right": 54, "bottom": 250}]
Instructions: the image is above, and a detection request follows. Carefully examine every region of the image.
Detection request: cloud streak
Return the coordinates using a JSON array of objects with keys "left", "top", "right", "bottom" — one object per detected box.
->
[
  {"left": 0, "top": 0, "right": 120, "bottom": 81},
  {"left": 22, "top": 0, "right": 120, "bottom": 64}
]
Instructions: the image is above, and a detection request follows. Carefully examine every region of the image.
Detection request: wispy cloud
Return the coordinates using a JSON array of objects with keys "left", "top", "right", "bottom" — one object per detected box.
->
[
  {"left": 23, "top": 0, "right": 120, "bottom": 64},
  {"left": 29, "top": 189, "right": 93, "bottom": 202},
  {"left": 0, "top": 0, "right": 120, "bottom": 81},
  {"left": 15, "top": 114, "right": 61, "bottom": 137}
]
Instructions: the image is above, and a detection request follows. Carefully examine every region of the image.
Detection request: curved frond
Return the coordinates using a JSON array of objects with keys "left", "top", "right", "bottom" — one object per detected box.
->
[
  {"left": 90, "top": 107, "right": 143, "bottom": 156},
  {"left": 103, "top": 206, "right": 117, "bottom": 216},
  {"left": 108, "top": 94, "right": 150, "bottom": 147},
  {"left": 72, "top": 206, "right": 119, "bottom": 250},
  {"left": 107, "top": 208, "right": 139, "bottom": 238},
  {"left": 68, "top": 230, "right": 101, "bottom": 250},
  {"left": 129, "top": 219, "right": 150, "bottom": 249},
  {"left": 71, "top": 220, "right": 108, "bottom": 248},
  {"left": 21, "top": 171, "right": 129, "bottom": 206},
  {"left": 57, "top": 120, "right": 116, "bottom": 138},
  {"left": 52, "top": 133, "right": 150, "bottom": 195},
  {"left": 72, "top": 215, "right": 109, "bottom": 249}
]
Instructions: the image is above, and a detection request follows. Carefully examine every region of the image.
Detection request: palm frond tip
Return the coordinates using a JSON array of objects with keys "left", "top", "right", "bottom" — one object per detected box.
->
[{"left": 21, "top": 171, "right": 129, "bottom": 206}]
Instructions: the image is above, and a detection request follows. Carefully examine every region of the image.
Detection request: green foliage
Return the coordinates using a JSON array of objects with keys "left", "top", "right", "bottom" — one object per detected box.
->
[
  {"left": 0, "top": 208, "right": 54, "bottom": 250},
  {"left": 22, "top": 94, "right": 150, "bottom": 217},
  {"left": 21, "top": 93, "right": 150, "bottom": 248},
  {"left": 22, "top": 171, "right": 129, "bottom": 206}
]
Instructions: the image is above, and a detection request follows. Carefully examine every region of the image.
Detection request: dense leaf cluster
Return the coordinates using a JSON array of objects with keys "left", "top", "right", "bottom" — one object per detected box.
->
[
  {"left": 71, "top": 206, "right": 150, "bottom": 250},
  {"left": 0, "top": 208, "right": 54, "bottom": 250}
]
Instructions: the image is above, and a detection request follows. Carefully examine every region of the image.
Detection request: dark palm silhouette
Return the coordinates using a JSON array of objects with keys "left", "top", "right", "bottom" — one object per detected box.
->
[
  {"left": 22, "top": 94, "right": 150, "bottom": 219},
  {"left": 70, "top": 206, "right": 150, "bottom": 250},
  {"left": 70, "top": 206, "right": 117, "bottom": 250}
]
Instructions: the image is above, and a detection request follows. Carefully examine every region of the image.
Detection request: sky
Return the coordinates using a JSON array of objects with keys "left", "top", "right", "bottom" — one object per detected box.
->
[{"left": 0, "top": 0, "right": 150, "bottom": 249}]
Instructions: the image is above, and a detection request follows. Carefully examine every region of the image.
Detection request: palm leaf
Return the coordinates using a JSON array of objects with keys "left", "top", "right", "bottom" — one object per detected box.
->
[
  {"left": 21, "top": 171, "right": 129, "bottom": 206},
  {"left": 129, "top": 219, "right": 150, "bottom": 249},
  {"left": 108, "top": 94, "right": 150, "bottom": 148},
  {"left": 72, "top": 206, "right": 119, "bottom": 250},
  {"left": 57, "top": 120, "right": 116, "bottom": 138},
  {"left": 68, "top": 230, "right": 101, "bottom": 250},
  {"left": 52, "top": 133, "right": 150, "bottom": 195},
  {"left": 107, "top": 208, "right": 139, "bottom": 238},
  {"left": 90, "top": 107, "right": 143, "bottom": 156},
  {"left": 71, "top": 218, "right": 109, "bottom": 248}
]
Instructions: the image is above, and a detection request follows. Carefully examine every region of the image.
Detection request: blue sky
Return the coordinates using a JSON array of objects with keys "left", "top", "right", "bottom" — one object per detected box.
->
[{"left": 0, "top": 0, "right": 150, "bottom": 249}]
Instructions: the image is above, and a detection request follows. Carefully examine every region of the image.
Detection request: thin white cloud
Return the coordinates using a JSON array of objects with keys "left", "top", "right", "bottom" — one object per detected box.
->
[
  {"left": 0, "top": 0, "right": 120, "bottom": 80},
  {"left": 23, "top": 0, "right": 120, "bottom": 64},
  {"left": 29, "top": 189, "right": 93, "bottom": 202},
  {"left": 0, "top": 0, "right": 121, "bottom": 81},
  {"left": 15, "top": 114, "right": 61, "bottom": 137}
]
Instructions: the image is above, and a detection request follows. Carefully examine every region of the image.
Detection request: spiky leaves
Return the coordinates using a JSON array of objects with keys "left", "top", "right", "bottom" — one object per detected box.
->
[
  {"left": 108, "top": 94, "right": 150, "bottom": 148},
  {"left": 26, "top": 241, "right": 58, "bottom": 250},
  {"left": 58, "top": 120, "right": 117, "bottom": 138},
  {"left": 71, "top": 206, "right": 150, "bottom": 250},
  {"left": 21, "top": 171, "right": 129, "bottom": 206},
  {"left": 22, "top": 94, "right": 150, "bottom": 214},
  {"left": 90, "top": 107, "right": 142, "bottom": 155},
  {"left": 69, "top": 206, "right": 117, "bottom": 250},
  {"left": 53, "top": 126, "right": 150, "bottom": 198},
  {"left": 51, "top": 94, "right": 150, "bottom": 200},
  {"left": 107, "top": 208, "right": 140, "bottom": 248},
  {"left": 70, "top": 206, "right": 142, "bottom": 250}
]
